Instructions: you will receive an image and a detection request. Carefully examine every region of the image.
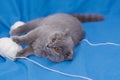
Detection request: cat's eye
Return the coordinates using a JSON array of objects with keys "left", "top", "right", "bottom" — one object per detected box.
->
[
  {"left": 52, "top": 38, "right": 57, "bottom": 42},
  {"left": 54, "top": 47, "right": 61, "bottom": 53}
]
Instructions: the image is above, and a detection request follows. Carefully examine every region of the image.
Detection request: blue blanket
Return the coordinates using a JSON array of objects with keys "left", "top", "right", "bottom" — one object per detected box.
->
[{"left": 0, "top": 0, "right": 120, "bottom": 80}]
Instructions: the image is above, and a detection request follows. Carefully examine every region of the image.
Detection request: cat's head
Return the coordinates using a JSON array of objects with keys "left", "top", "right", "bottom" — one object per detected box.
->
[{"left": 45, "top": 31, "right": 74, "bottom": 62}]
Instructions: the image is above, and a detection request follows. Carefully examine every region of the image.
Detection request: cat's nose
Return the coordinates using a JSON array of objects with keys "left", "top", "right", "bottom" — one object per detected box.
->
[{"left": 46, "top": 44, "right": 51, "bottom": 48}]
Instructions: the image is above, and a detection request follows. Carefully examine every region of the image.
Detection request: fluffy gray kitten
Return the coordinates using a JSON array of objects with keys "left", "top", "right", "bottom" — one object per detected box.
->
[{"left": 10, "top": 13, "right": 103, "bottom": 62}]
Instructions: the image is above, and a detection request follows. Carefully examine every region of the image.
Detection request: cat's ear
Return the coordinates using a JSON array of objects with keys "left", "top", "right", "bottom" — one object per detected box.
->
[
  {"left": 64, "top": 32, "right": 69, "bottom": 37},
  {"left": 63, "top": 29, "right": 70, "bottom": 37}
]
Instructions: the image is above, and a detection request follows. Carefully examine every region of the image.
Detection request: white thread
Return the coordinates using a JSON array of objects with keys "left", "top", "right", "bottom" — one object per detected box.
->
[
  {"left": 82, "top": 39, "right": 120, "bottom": 46},
  {"left": 15, "top": 57, "right": 92, "bottom": 80},
  {"left": 11, "top": 39, "right": 120, "bottom": 80}
]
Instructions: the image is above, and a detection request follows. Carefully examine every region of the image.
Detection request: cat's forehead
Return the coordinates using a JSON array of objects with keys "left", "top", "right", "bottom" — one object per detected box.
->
[
  {"left": 53, "top": 40, "right": 68, "bottom": 48},
  {"left": 50, "top": 32, "right": 66, "bottom": 39}
]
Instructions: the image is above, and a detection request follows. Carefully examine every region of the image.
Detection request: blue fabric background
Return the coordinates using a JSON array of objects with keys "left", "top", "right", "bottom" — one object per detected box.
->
[{"left": 0, "top": 0, "right": 120, "bottom": 80}]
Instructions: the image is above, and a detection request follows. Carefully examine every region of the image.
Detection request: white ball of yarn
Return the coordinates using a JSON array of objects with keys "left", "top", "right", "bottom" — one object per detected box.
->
[{"left": 0, "top": 38, "right": 22, "bottom": 60}]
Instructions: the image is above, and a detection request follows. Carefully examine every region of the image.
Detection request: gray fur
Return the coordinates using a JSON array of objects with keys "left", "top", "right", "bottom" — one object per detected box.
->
[{"left": 11, "top": 13, "right": 103, "bottom": 62}]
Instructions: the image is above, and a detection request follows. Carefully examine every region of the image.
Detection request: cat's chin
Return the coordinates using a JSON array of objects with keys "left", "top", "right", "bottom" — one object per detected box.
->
[{"left": 46, "top": 55, "right": 65, "bottom": 63}]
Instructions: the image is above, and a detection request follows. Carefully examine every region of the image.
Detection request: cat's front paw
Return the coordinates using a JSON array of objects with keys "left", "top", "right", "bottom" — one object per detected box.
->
[
  {"left": 10, "top": 30, "right": 17, "bottom": 36},
  {"left": 10, "top": 21, "right": 25, "bottom": 36},
  {"left": 12, "top": 36, "right": 22, "bottom": 44},
  {"left": 16, "top": 50, "right": 25, "bottom": 57}
]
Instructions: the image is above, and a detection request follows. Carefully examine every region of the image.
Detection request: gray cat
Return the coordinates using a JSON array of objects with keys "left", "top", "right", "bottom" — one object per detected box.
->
[{"left": 10, "top": 13, "right": 104, "bottom": 62}]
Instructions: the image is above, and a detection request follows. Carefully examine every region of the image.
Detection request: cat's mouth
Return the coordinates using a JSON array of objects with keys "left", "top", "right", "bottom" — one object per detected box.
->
[
  {"left": 47, "top": 54, "right": 64, "bottom": 62},
  {"left": 64, "top": 53, "right": 73, "bottom": 61},
  {"left": 64, "top": 50, "right": 73, "bottom": 61},
  {"left": 45, "top": 52, "right": 73, "bottom": 62}
]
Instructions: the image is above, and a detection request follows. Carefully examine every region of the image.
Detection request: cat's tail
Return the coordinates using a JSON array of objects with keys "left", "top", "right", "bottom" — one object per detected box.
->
[{"left": 71, "top": 14, "right": 104, "bottom": 22}]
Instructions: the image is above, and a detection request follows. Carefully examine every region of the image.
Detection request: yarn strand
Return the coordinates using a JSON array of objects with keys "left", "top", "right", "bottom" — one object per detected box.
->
[
  {"left": 83, "top": 39, "right": 120, "bottom": 46},
  {"left": 15, "top": 57, "right": 92, "bottom": 80}
]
